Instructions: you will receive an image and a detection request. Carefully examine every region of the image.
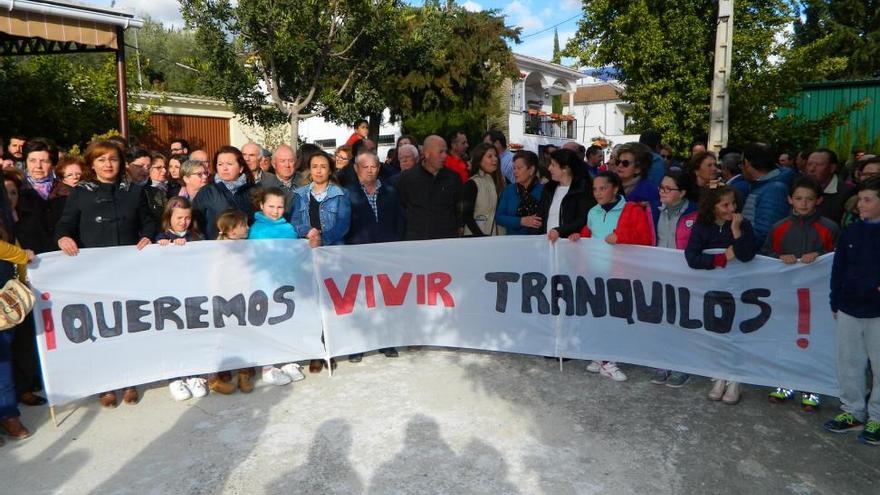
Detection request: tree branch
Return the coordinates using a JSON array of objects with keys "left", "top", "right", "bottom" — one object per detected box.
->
[{"left": 330, "top": 28, "right": 363, "bottom": 58}]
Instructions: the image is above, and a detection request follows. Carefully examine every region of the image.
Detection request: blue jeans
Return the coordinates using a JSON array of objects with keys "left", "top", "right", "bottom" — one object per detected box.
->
[{"left": 0, "top": 328, "right": 19, "bottom": 420}]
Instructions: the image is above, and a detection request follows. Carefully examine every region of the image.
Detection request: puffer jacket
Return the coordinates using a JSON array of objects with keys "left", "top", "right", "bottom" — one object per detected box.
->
[
  {"left": 580, "top": 196, "right": 655, "bottom": 246},
  {"left": 741, "top": 167, "right": 795, "bottom": 248}
]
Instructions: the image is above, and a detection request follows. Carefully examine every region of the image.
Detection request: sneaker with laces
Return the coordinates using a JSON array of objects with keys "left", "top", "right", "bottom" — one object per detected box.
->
[
  {"left": 858, "top": 420, "right": 880, "bottom": 446},
  {"left": 280, "top": 363, "right": 306, "bottom": 382},
  {"left": 186, "top": 377, "right": 208, "bottom": 398},
  {"left": 650, "top": 369, "right": 668, "bottom": 385},
  {"left": 600, "top": 362, "right": 627, "bottom": 382},
  {"left": 168, "top": 379, "right": 191, "bottom": 401},
  {"left": 824, "top": 412, "right": 864, "bottom": 433},
  {"left": 768, "top": 387, "right": 794, "bottom": 403},
  {"left": 262, "top": 366, "right": 292, "bottom": 386},
  {"left": 666, "top": 372, "right": 690, "bottom": 388},
  {"left": 586, "top": 361, "right": 602, "bottom": 373},
  {"left": 800, "top": 392, "right": 820, "bottom": 412}
]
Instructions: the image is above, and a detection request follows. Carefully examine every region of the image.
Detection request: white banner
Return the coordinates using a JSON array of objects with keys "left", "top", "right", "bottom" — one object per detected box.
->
[
  {"left": 30, "top": 236, "right": 839, "bottom": 406},
  {"left": 30, "top": 240, "right": 327, "bottom": 406}
]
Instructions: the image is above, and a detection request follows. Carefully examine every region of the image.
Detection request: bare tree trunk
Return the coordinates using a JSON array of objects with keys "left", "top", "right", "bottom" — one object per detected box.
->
[
  {"left": 368, "top": 112, "right": 381, "bottom": 143},
  {"left": 289, "top": 115, "right": 300, "bottom": 147}
]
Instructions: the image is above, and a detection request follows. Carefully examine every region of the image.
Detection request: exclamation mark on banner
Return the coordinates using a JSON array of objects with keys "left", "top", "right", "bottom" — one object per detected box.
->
[
  {"left": 41, "top": 293, "right": 56, "bottom": 351},
  {"left": 796, "top": 288, "right": 810, "bottom": 349}
]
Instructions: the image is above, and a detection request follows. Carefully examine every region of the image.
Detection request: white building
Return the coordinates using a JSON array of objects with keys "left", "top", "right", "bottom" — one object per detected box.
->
[{"left": 569, "top": 81, "right": 640, "bottom": 148}]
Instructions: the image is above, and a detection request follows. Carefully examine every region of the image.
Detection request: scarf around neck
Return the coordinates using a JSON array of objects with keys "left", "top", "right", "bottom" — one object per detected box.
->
[
  {"left": 27, "top": 175, "right": 54, "bottom": 200},
  {"left": 215, "top": 173, "right": 247, "bottom": 194}
]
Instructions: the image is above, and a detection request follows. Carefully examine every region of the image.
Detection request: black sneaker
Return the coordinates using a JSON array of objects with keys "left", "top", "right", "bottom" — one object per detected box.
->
[
  {"left": 858, "top": 420, "right": 880, "bottom": 446},
  {"left": 824, "top": 412, "right": 864, "bottom": 433},
  {"left": 380, "top": 348, "right": 399, "bottom": 358}
]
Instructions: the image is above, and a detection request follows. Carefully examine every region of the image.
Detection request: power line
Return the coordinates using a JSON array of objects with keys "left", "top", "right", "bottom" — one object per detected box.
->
[{"left": 520, "top": 13, "right": 582, "bottom": 39}]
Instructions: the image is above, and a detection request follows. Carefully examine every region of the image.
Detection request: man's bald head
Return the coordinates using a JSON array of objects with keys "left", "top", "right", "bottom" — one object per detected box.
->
[
  {"left": 241, "top": 142, "right": 262, "bottom": 172},
  {"left": 422, "top": 135, "right": 448, "bottom": 174}
]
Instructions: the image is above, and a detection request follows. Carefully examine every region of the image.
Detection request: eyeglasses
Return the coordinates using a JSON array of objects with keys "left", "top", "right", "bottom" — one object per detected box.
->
[
  {"left": 335, "top": 155, "right": 349, "bottom": 161},
  {"left": 170, "top": 147, "right": 183, "bottom": 153},
  {"left": 659, "top": 186, "right": 681, "bottom": 193},
  {"left": 616, "top": 159, "right": 634, "bottom": 168}
]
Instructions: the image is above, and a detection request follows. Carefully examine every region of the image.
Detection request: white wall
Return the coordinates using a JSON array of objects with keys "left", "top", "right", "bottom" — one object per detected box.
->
[{"left": 299, "top": 109, "right": 400, "bottom": 160}]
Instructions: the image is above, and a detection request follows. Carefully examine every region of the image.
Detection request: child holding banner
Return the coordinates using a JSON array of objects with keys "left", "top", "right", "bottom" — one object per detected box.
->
[
  {"left": 155, "top": 198, "right": 210, "bottom": 401},
  {"left": 762, "top": 177, "right": 838, "bottom": 411},
  {"left": 685, "top": 186, "right": 757, "bottom": 404},
  {"left": 570, "top": 171, "right": 654, "bottom": 382},
  {"left": 247, "top": 188, "right": 305, "bottom": 386},
  {"left": 824, "top": 177, "right": 880, "bottom": 446}
]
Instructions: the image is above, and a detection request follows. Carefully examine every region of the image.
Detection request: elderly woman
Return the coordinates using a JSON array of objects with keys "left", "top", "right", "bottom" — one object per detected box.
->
[
  {"left": 16, "top": 138, "right": 64, "bottom": 254},
  {"left": 291, "top": 149, "right": 351, "bottom": 374},
  {"left": 177, "top": 159, "right": 210, "bottom": 201},
  {"left": 496, "top": 150, "right": 544, "bottom": 235},
  {"left": 688, "top": 151, "right": 720, "bottom": 189},
  {"left": 193, "top": 146, "right": 256, "bottom": 240},
  {"left": 55, "top": 140, "right": 156, "bottom": 408},
  {"left": 462, "top": 143, "right": 506, "bottom": 236},
  {"left": 615, "top": 142, "right": 660, "bottom": 210}
]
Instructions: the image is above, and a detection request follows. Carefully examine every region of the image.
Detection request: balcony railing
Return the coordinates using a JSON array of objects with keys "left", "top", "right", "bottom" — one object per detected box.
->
[{"left": 523, "top": 113, "right": 577, "bottom": 139}]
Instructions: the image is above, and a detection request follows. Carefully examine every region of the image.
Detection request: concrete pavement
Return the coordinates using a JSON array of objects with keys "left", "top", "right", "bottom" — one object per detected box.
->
[{"left": 1, "top": 349, "right": 877, "bottom": 494}]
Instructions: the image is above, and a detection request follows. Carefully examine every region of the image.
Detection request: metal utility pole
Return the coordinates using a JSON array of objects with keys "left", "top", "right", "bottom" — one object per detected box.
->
[{"left": 708, "top": 0, "right": 734, "bottom": 153}]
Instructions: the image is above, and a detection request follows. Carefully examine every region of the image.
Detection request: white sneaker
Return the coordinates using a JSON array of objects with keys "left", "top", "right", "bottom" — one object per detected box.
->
[
  {"left": 186, "top": 377, "right": 208, "bottom": 398},
  {"left": 262, "top": 366, "right": 292, "bottom": 386},
  {"left": 168, "top": 379, "right": 191, "bottom": 401},
  {"left": 600, "top": 362, "right": 627, "bottom": 382},
  {"left": 280, "top": 363, "right": 305, "bottom": 382},
  {"left": 586, "top": 361, "right": 602, "bottom": 373},
  {"left": 722, "top": 381, "right": 741, "bottom": 405},
  {"left": 708, "top": 379, "right": 727, "bottom": 401}
]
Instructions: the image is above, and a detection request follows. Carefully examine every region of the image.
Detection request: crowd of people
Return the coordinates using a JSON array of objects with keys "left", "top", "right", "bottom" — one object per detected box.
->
[{"left": 0, "top": 125, "right": 878, "bottom": 447}]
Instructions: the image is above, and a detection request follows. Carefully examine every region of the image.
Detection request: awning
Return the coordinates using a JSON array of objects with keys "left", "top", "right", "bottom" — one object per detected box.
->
[{"left": 0, "top": 9, "right": 117, "bottom": 49}]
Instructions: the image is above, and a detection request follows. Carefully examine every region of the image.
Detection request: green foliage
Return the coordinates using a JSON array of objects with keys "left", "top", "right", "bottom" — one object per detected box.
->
[
  {"left": 565, "top": 0, "right": 849, "bottom": 152},
  {"left": 794, "top": 0, "right": 880, "bottom": 80},
  {"left": 128, "top": 16, "right": 206, "bottom": 94},
  {"left": 402, "top": 107, "right": 489, "bottom": 144},
  {"left": 552, "top": 28, "right": 561, "bottom": 64},
  {"left": 0, "top": 54, "right": 151, "bottom": 149},
  {"left": 181, "top": 0, "right": 397, "bottom": 143}
]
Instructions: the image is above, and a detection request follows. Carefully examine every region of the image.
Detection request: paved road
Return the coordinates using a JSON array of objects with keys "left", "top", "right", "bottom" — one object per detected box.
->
[{"left": 1, "top": 349, "right": 877, "bottom": 494}]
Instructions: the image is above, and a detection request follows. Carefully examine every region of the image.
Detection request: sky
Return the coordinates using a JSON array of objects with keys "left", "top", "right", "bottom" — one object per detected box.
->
[{"left": 106, "top": 0, "right": 583, "bottom": 62}]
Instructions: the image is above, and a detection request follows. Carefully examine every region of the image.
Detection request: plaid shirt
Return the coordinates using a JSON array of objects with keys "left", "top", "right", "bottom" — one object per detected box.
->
[{"left": 360, "top": 179, "right": 381, "bottom": 222}]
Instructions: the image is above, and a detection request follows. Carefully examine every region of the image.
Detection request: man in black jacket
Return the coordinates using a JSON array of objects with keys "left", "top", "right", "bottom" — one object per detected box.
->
[{"left": 396, "top": 135, "right": 462, "bottom": 240}]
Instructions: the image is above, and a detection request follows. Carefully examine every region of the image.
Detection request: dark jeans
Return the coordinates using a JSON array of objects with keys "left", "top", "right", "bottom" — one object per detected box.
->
[{"left": 0, "top": 328, "right": 20, "bottom": 419}]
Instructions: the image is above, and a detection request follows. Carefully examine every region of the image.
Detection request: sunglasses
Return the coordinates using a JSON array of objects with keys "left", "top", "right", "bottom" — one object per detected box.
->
[{"left": 616, "top": 159, "right": 634, "bottom": 168}]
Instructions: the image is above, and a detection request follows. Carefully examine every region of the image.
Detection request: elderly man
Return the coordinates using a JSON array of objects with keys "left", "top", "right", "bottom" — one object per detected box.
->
[
  {"left": 805, "top": 149, "right": 855, "bottom": 225},
  {"left": 260, "top": 145, "right": 297, "bottom": 216},
  {"left": 344, "top": 152, "right": 405, "bottom": 362},
  {"left": 389, "top": 144, "right": 419, "bottom": 187},
  {"left": 396, "top": 135, "right": 462, "bottom": 240},
  {"left": 242, "top": 142, "right": 273, "bottom": 183},
  {"left": 189, "top": 150, "right": 210, "bottom": 172}
]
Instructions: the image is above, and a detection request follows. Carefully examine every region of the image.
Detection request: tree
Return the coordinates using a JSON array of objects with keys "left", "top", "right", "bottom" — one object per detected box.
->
[
  {"left": 793, "top": 0, "right": 880, "bottom": 79},
  {"left": 551, "top": 28, "right": 564, "bottom": 115},
  {"left": 565, "top": 0, "right": 849, "bottom": 152},
  {"left": 128, "top": 17, "right": 206, "bottom": 94},
  {"left": 180, "top": 0, "right": 397, "bottom": 145},
  {"left": 0, "top": 54, "right": 151, "bottom": 149}
]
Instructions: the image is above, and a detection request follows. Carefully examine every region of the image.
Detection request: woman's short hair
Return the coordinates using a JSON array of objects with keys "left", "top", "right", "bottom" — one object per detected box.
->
[{"left": 83, "top": 140, "right": 125, "bottom": 182}]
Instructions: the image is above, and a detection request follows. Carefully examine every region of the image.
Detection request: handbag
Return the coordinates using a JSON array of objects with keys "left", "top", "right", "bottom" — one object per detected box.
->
[{"left": 0, "top": 278, "right": 35, "bottom": 331}]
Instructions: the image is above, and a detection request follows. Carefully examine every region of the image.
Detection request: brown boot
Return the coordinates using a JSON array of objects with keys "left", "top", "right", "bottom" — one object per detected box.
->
[
  {"left": 208, "top": 376, "right": 235, "bottom": 395},
  {"left": 99, "top": 391, "right": 118, "bottom": 409},
  {"left": 309, "top": 359, "right": 324, "bottom": 373},
  {"left": 122, "top": 387, "right": 139, "bottom": 405},
  {"left": 237, "top": 370, "right": 254, "bottom": 393},
  {"left": 0, "top": 417, "right": 31, "bottom": 439},
  {"left": 217, "top": 371, "right": 233, "bottom": 382}
]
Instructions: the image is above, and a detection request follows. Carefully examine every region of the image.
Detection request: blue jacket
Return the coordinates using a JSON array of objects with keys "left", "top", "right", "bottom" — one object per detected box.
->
[
  {"left": 626, "top": 178, "right": 660, "bottom": 210},
  {"left": 249, "top": 212, "right": 298, "bottom": 240},
  {"left": 727, "top": 174, "right": 751, "bottom": 210},
  {"left": 647, "top": 152, "right": 666, "bottom": 186},
  {"left": 192, "top": 181, "right": 256, "bottom": 240},
  {"left": 741, "top": 167, "right": 795, "bottom": 248},
  {"left": 830, "top": 221, "right": 880, "bottom": 318},
  {"left": 290, "top": 183, "right": 351, "bottom": 246},
  {"left": 685, "top": 218, "right": 757, "bottom": 269},
  {"left": 495, "top": 182, "right": 544, "bottom": 235},
  {"left": 344, "top": 180, "right": 405, "bottom": 244}
]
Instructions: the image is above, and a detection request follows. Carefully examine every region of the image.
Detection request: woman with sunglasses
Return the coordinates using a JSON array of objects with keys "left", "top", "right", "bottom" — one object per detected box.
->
[{"left": 614, "top": 142, "right": 660, "bottom": 210}]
